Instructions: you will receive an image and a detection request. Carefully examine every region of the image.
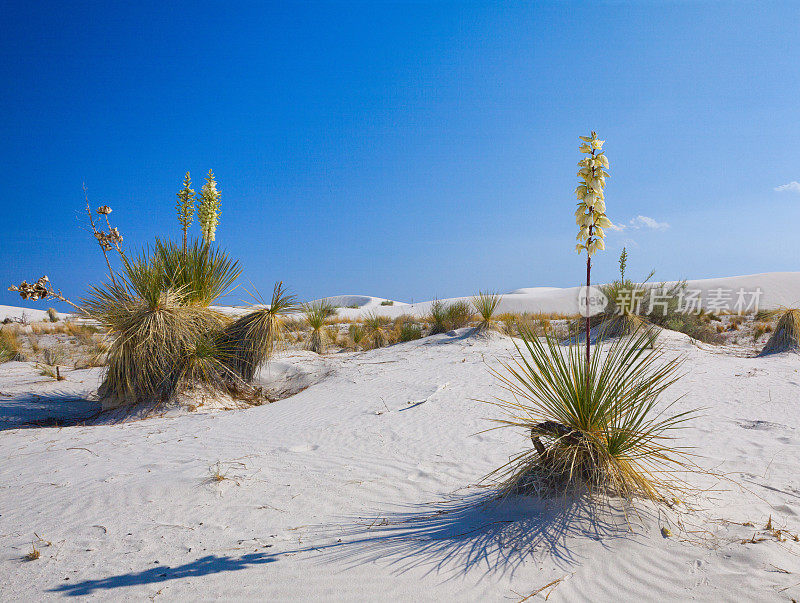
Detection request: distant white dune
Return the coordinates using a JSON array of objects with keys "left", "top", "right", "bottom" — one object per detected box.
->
[
  {"left": 3, "top": 272, "right": 800, "bottom": 323},
  {"left": 0, "top": 305, "right": 54, "bottom": 323},
  {"left": 335, "top": 271, "right": 800, "bottom": 319}
]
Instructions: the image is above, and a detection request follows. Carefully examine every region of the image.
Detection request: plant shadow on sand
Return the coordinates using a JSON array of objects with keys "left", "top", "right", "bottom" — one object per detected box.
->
[
  {"left": 0, "top": 392, "right": 101, "bottom": 430},
  {"left": 302, "top": 490, "right": 649, "bottom": 581},
  {"left": 48, "top": 552, "right": 279, "bottom": 596}
]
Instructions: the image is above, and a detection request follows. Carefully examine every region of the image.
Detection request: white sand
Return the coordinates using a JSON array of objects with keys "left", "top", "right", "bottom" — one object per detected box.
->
[{"left": 1, "top": 274, "right": 800, "bottom": 600}]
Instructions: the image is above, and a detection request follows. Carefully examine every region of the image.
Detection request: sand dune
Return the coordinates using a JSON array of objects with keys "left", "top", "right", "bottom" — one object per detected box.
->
[
  {"left": 1, "top": 323, "right": 799, "bottom": 599},
  {"left": 4, "top": 272, "right": 800, "bottom": 323},
  {"left": 335, "top": 271, "right": 800, "bottom": 319}
]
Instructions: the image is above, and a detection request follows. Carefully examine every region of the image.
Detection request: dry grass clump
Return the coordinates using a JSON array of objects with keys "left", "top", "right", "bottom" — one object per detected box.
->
[
  {"left": 395, "top": 319, "right": 423, "bottom": 342},
  {"left": 753, "top": 322, "right": 773, "bottom": 342},
  {"left": 471, "top": 291, "right": 502, "bottom": 333},
  {"left": 487, "top": 325, "right": 693, "bottom": 502},
  {"left": 498, "top": 312, "right": 555, "bottom": 338},
  {"left": 0, "top": 329, "right": 23, "bottom": 362},
  {"left": 759, "top": 309, "right": 800, "bottom": 355},
  {"left": 326, "top": 326, "right": 343, "bottom": 347},
  {"left": 348, "top": 323, "right": 366, "bottom": 348},
  {"left": 24, "top": 544, "right": 41, "bottom": 562},
  {"left": 303, "top": 300, "right": 336, "bottom": 354}
]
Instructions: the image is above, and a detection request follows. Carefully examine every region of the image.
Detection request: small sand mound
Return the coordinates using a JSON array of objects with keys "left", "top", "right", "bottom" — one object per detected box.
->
[{"left": 759, "top": 309, "right": 800, "bottom": 355}]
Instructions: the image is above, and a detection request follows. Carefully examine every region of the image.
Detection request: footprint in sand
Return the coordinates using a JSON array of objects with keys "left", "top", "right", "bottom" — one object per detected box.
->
[
  {"left": 736, "top": 419, "right": 788, "bottom": 431},
  {"left": 278, "top": 444, "right": 319, "bottom": 453},
  {"left": 407, "top": 465, "right": 432, "bottom": 481}
]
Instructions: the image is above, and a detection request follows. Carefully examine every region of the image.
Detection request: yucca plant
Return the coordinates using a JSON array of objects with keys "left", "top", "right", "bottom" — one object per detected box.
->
[
  {"left": 218, "top": 282, "right": 299, "bottom": 381},
  {"left": 363, "top": 312, "right": 391, "bottom": 348},
  {"left": 84, "top": 283, "right": 230, "bottom": 405},
  {"left": 471, "top": 291, "right": 503, "bottom": 333},
  {"left": 487, "top": 325, "right": 692, "bottom": 501},
  {"left": 484, "top": 133, "right": 693, "bottom": 504},
  {"left": 123, "top": 239, "right": 241, "bottom": 307},
  {"left": 303, "top": 301, "right": 336, "bottom": 354},
  {"left": 9, "top": 176, "right": 296, "bottom": 410},
  {"left": 759, "top": 309, "right": 800, "bottom": 355}
]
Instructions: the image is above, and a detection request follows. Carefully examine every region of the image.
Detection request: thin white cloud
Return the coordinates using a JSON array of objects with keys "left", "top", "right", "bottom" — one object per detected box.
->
[
  {"left": 774, "top": 181, "right": 800, "bottom": 193},
  {"left": 609, "top": 215, "right": 670, "bottom": 232}
]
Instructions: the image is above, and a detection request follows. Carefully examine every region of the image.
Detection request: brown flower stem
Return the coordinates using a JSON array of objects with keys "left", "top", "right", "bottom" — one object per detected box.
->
[{"left": 84, "top": 191, "right": 118, "bottom": 287}]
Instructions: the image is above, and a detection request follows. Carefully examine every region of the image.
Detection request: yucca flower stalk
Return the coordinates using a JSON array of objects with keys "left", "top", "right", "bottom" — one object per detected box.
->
[
  {"left": 197, "top": 169, "right": 221, "bottom": 245},
  {"left": 575, "top": 131, "right": 612, "bottom": 369},
  {"left": 176, "top": 172, "right": 195, "bottom": 253}
]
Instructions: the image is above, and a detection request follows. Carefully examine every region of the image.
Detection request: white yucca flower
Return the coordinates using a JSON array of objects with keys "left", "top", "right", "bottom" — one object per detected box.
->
[
  {"left": 197, "top": 169, "right": 221, "bottom": 243},
  {"left": 574, "top": 131, "right": 611, "bottom": 256}
]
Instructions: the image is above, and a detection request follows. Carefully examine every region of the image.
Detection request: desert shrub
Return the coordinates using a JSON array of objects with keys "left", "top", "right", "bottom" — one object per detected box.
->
[
  {"left": 488, "top": 325, "right": 691, "bottom": 500},
  {"left": 445, "top": 300, "right": 473, "bottom": 330},
  {"left": 661, "top": 312, "right": 723, "bottom": 344},
  {"left": 303, "top": 300, "right": 335, "bottom": 354},
  {"left": 471, "top": 291, "right": 502, "bottom": 333},
  {"left": 46, "top": 308, "right": 59, "bottom": 322},
  {"left": 380, "top": 300, "right": 394, "bottom": 306},
  {"left": 397, "top": 322, "right": 423, "bottom": 342}
]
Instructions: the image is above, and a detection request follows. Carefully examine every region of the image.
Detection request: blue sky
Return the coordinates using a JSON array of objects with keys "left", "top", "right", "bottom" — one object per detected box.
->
[{"left": 3, "top": 1, "right": 800, "bottom": 310}]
